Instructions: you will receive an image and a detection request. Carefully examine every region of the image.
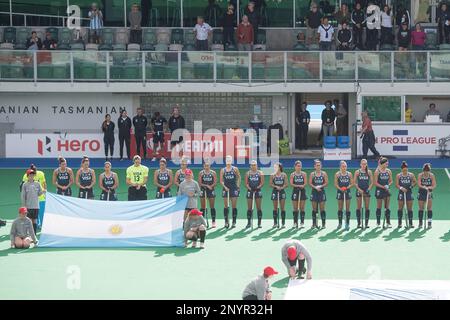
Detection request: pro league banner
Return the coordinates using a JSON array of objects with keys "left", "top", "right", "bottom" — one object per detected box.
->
[{"left": 356, "top": 124, "right": 448, "bottom": 156}]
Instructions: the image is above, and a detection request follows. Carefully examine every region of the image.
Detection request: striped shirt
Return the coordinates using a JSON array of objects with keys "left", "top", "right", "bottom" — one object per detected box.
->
[{"left": 89, "top": 10, "right": 103, "bottom": 30}]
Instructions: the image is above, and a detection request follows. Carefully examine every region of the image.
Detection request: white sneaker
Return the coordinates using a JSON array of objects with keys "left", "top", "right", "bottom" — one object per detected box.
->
[
  {"left": 191, "top": 241, "right": 197, "bottom": 248},
  {"left": 211, "top": 221, "right": 217, "bottom": 228},
  {"left": 151, "top": 157, "right": 156, "bottom": 161},
  {"left": 199, "top": 242, "right": 205, "bottom": 249}
]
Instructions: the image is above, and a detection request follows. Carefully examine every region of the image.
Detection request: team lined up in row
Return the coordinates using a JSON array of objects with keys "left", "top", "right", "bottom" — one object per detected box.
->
[{"left": 51, "top": 155, "right": 437, "bottom": 230}]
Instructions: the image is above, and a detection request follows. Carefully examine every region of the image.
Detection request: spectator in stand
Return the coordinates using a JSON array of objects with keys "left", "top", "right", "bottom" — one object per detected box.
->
[
  {"left": 424, "top": 103, "right": 443, "bottom": 121},
  {"left": 169, "top": 105, "right": 186, "bottom": 148},
  {"left": 447, "top": 110, "right": 450, "bottom": 122},
  {"left": 351, "top": 2, "right": 366, "bottom": 50},
  {"left": 365, "top": 2, "right": 381, "bottom": 51},
  {"left": 295, "top": 32, "right": 308, "bottom": 50},
  {"left": 405, "top": 102, "right": 416, "bottom": 123},
  {"left": 26, "top": 31, "right": 42, "bottom": 50},
  {"left": 141, "top": 0, "right": 152, "bottom": 27},
  {"left": 194, "top": 16, "right": 213, "bottom": 51},
  {"left": 244, "top": 1, "right": 260, "bottom": 41},
  {"left": 395, "top": 4, "right": 410, "bottom": 28},
  {"left": 437, "top": 2, "right": 450, "bottom": 44},
  {"left": 334, "top": 3, "right": 351, "bottom": 30},
  {"left": 222, "top": 3, "right": 236, "bottom": 46},
  {"left": 337, "top": 21, "right": 352, "bottom": 50},
  {"left": 42, "top": 31, "right": 57, "bottom": 50},
  {"left": 398, "top": 22, "right": 410, "bottom": 51},
  {"left": 133, "top": 107, "right": 148, "bottom": 159},
  {"left": 318, "top": 17, "right": 334, "bottom": 51},
  {"left": 411, "top": 23, "right": 426, "bottom": 50},
  {"left": 118, "top": 109, "right": 132, "bottom": 161},
  {"left": 321, "top": 100, "right": 336, "bottom": 138},
  {"left": 129, "top": 4, "right": 142, "bottom": 44},
  {"left": 88, "top": 3, "right": 103, "bottom": 44},
  {"left": 306, "top": 3, "right": 323, "bottom": 45},
  {"left": 380, "top": 4, "right": 393, "bottom": 46},
  {"left": 236, "top": 15, "right": 254, "bottom": 51},
  {"left": 336, "top": 103, "right": 348, "bottom": 135},
  {"left": 204, "top": 0, "right": 222, "bottom": 27}
]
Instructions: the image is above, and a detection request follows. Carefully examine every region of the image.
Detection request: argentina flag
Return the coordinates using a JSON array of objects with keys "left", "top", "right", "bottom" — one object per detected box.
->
[{"left": 38, "top": 193, "right": 188, "bottom": 248}]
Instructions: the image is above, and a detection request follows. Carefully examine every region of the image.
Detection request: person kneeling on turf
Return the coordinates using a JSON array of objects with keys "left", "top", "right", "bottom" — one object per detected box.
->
[
  {"left": 10, "top": 207, "right": 37, "bottom": 249},
  {"left": 281, "top": 239, "right": 312, "bottom": 280},
  {"left": 242, "top": 266, "right": 278, "bottom": 300},
  {"left": 184, "top": 209, "right": 207, "bottom": 249}
]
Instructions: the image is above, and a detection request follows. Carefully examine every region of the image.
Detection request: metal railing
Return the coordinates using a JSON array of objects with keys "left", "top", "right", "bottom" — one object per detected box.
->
[
  {"left": 0, "top": 50, "right": 449, "bottom": 84},
  {"left": 0, "top": 11, "right": 90, "bottom": 27}
]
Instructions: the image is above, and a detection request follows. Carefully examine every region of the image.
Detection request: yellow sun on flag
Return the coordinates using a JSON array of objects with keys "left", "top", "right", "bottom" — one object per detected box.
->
[{"left": 109, "top": 224, "right": 123, "bottom": 236}]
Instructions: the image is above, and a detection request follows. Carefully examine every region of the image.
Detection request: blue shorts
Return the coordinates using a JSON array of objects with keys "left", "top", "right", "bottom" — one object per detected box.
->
[
  {"left": 356, "top": 190, "right": 371, "bottom": 198},
  {"left": 222, "top": 188, "right": 240, "bottom": 198},
  {"left": 398, "top": 191, "right": 413, "bottom": 201},
  {"left": 310, "top": 190, "right": 326, "bottom": 203},
  {"left": 418, "top": 189, "right": 433, "bottom": 202},
  {"left": 156, "top": 189, "right": 172, "bottom": 199},
  {"left": 100, "top": 191, "right": 117, "bottom": 201},
  {"left": 336, "top": 190, "right": 352, "bottom": 200},
  {"left": 375, "top": 188, "right": 390, "bottom": 199},
  {"left": 200, "top": 188, "right": 216, "bottom": 198},
  {"left": 271, "top": 189, "right": 286, "bottom": 201},
  {"left": 246, "top": 190, "right": 262, "bottom": 199},
  {"left": 291, "top": 188, "right": 307, "bottom": 201}
]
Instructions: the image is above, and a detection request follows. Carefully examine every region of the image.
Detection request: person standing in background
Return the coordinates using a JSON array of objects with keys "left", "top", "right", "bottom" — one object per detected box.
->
[
  {"left": 321, "top": 100, "right": 336, "bottom": 139},
  {"left": 133, "top": 107, "right": 148, "bottom": 159},
  {"left": 178, "top": 169, "right": 201, "bottom": 221},
  {"left": 118, "top": 109, "right": 132, "bottom": 161},
  {"left": 305, "top": 3, "right": 322, "bottom": 45},
  {"left": 405, "top": 102, "right": 415, "bottom": 122},
  {"left": 194, "top": 16, "right": 213, "bottom": 51},
  {"left": 21, "top": 164, "right": 46, "bottom": 230},
  {"left": 168, "top": 105, "right": 186, "bottom": 148},
  {"left": 380, "top": 4, "right": 393, "bottom": 46},
  {"left": 222, "top": 4, "right": 236, "bottom": 46},
  {"left": 361, "top": 111, "right": 380, "bottom": 159},
  {"left": 297, "top": 102, "right": 310, "bottom": 150},
  {"left": 236, "top": 15, "right": 254, "bottom": 51},
  {"left": 244, "top": 1, "right": 260, "bottom": 42},
  {"left": 141, "top": 0, "right": 152, "bottom": 27},
  {"left": 411, "top": 23, "right": 426, "bottom": 50},
  {"left": 397, "top": 22, "right": 411, "bottom": 51},
  {"left": 336, "top": 103, "right": 348, "bottom": 136},
  {"left": 102, "top": 114, "right": 115, "bottom": 161},
  {"left": 351, "top": 2, "right": 366, "bottom": 50},
  {"left": 88, "top": 3, "right": 103, "bottom": 44},
  {"left": 129, "top": 4, "right": 142, "bottom": 44},
  {"left": 21, "top": 170, "right": 45, "bottom": 234},
  {"left": 423, "top": 103, "right": 443, "bottom": 121}
]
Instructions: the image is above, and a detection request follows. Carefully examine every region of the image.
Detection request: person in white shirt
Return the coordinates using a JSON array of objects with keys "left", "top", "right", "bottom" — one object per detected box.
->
[
  {"left": 194, "top": 16, "right": 213, "bottom": 51},
  {"left": 318, "top": 17, "right": 334, "bottom": 51},
  {"left": 380, "top": 4, "right": 393, "bottom": 45}
]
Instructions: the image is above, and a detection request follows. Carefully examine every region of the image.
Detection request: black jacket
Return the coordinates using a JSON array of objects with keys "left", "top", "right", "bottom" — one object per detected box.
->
[
  {"left": 168, "top": 115, "right": 185, "bottom": 133},
  {"left": 133, "top": 115, "right": 148, "bottom": 136},
  {"left": 118, "top": 116, "right": 132, "bottom": 137},
  {"left": 244, "top": 8, "right": 260, "bottom": 29},
  {"left": 398, "top": 29, "right": 410, "bottom": 47},
  {"left": 297, "top": 111, "right": 311, "bottom": 126},
  {"left": 26, "top": 37, "right": 42, "bottom": 50},
  {"left": 222, "top": 12, "right": 235, "bottom": 28},
  {"left": 102, "top": 121, "right": 115, "bottom": 139},
  {"left": 321, "top": 108, "right": 336, "bottom": 125},
  {"left": 351, "top": 9, "right": 366, "bottom": 26},
  {"left": 306, "top": 11, "right": 322, "bottom": 29},
  {"left": 337, "top": 29, "right": 352, "bottom": 45}
]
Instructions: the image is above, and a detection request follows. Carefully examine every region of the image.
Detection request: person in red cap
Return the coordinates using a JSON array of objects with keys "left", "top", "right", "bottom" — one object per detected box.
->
[
  {"left": 281, "top": 239, "right": 312, "bottom": 280},
  {"left": 334, "top": 160, "right": 353, "bottom": 230},
  {"left": 177, "top": 168, "right": 201, "bottom": 221},
  {"left": 242, "top": 266, "right": 278, "bottom": 300},
  {"left": 21, "top": 169, "right": 46, "bottom": 233},
  {"left": 183, "top": 209, "right": 207, "bottom": 249},
  {"left": 10, "top": 207, "right": 37, "bottom": 249}
]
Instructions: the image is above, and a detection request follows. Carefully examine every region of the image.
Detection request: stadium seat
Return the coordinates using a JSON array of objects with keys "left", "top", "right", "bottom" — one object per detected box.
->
[
  {"left": 225, "top": 43, "right": 237, "bottom": 51},
  {"left": 212, "top": 29, "right": 223, "bottom": 44},
  {"left": 425, "top": 32, "right": 438, "bottom": 50},
  {"left": 70, "top": 42, "right": 85, "bottom": 50},
  {"left": 141, "top": 29, "right": 157, "bottom": 51},
  {"left": 52, "top": 64, "right": 70, "bottom": 79},
  {"left": 37, "top": 63, "right": 53, "bottom": 79},
  {"left": 170, "top": 28, "right": 184, "bottom": 44},
  {"left": 0, "top": 43, "right": 14, "bottom": 50},
  {"left": 154, "top": 43, "right": 168, "bottom": 51},
  {"left": 324, "top": 136, "right": 336, "bottom": 148},
  {"left": 46, "top": 27, "right": 59, "bottom": 42},
  {"left": 14, "top": 27, "right": 30, "bottom": 50},
  {"left": 337, "top": 136, "right": 350, "bottom": 148},
  {"left": 127, "top": 43, "right": 141, "bottom": 51},
  {"left": 3, "top": 27, "right": 16, "bottom": 43},
  {"left": 86, "top": 43, "right": 99, "bottom": 51},
  {"left": 380, "top": 44, "right": 394, "bottom": 51},
  {"left": 115, "top": 28, "right": 129, "bottom": 45},
  {"left": 58, "top": 28, "right": 73, "bottom": 50},
  {"left": 99, "top": 28, "right": 114, "bottom": 51},
  {"left": 309, "top": 43, "right": 319, "bottom": 51},
  {"left": 253, "top": 44, "right": 266, "bottom": 51},
  {"left": 293, "top": 43, "right": 308, "bottom": 51},
  {"left": 439, "top": 43, "right": 450, "bottom": 50},
  {"left": 156, "top": 28, "right": 170, "bottom": 45},
  {"left": 169, "top": 43, "right": 183, "bottom": 51},
  {"left": 211, "top": 44, "right": 224, "bottom": 51},
  {"left": 255, "top": 30, "right": 266, "bottom": 45}
]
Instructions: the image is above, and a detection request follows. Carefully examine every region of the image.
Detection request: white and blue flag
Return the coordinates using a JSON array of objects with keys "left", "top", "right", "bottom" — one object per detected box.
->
[{"left": 38, "top": 193, "right": 188, "bottom": 248}]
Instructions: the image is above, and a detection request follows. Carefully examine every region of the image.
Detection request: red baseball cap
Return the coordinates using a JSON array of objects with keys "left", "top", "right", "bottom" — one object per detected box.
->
[
  {"left": 190, "top": 209, "right": 203, "bottom": 216},
  {"left": 287, "top": 246, "right": 297, "bottom": 261},
  {"left": 26, "top": 169, "right": 36, "bottom": 176},
  {"left": 263, "top": 266, "right": 278, "bottom": 277},
  {"left": 185, "top": 169, "right": 193, "bottom": 176},
  {"left": 19, "top": 207, "right": 28, "bottom": 214}
]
